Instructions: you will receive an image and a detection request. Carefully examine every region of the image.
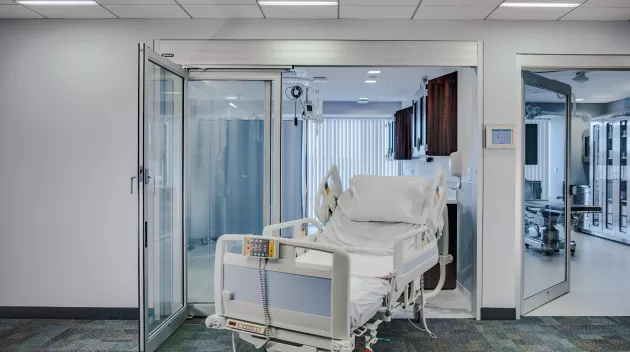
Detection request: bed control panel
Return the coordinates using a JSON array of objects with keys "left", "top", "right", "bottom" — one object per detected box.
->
[
  {"left": 226, "top": 319, "right": 266, "bottom": 335},
  {"left": 243, "top": 236, "right": 279, "bottom": 259}
]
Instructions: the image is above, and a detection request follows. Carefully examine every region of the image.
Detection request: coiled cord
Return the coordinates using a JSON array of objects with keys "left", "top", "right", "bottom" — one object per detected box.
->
[{"left": 256, "top": 258, "right": 271, "bottom": 350}]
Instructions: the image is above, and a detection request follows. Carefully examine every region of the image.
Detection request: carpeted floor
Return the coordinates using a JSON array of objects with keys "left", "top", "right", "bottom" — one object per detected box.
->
[
  {"left": 0, "top": 319, "right": 138, "bottom": 351},
  {"left": 2, "top": 317, "right": 630, "bottom": 351}
]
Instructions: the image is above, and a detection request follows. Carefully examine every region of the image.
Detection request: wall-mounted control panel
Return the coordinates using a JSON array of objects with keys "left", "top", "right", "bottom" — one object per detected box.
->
[
  {"left": 243, "top": 236, "right": 279, "bottom": 259},
  {"left": 485, "top": 124, "right": 516, "bottom": 149}
]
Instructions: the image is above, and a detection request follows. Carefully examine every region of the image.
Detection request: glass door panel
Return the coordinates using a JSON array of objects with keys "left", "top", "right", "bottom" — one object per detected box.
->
[
  {"left": 139, "top": 44, "right": 188, "bottom": 352},
  {"left": 186, "top": 80, "right": 267, "bottom": 305},
  {"left": 184, "top": 71, "right": 282, "bottom": 316},
  {"left": 522, "top": 71, "right": 572, "bottom": 314}
]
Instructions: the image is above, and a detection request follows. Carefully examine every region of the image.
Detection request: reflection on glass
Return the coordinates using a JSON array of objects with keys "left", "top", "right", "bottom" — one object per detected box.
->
[
  {"left": 523, "top": 83, "right": 568, "bottom": 299},
  {"left": 146, "top": 61, "right": 184, "bottom": 333},
  {"left": 186, "top": 80, "right": 266, "bottom": 304}
]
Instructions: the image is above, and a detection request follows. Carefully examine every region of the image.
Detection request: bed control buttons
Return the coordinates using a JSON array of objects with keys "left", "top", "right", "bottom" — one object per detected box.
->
[{"left": 242, "top": 236, "right": 280, "bottom": 259}]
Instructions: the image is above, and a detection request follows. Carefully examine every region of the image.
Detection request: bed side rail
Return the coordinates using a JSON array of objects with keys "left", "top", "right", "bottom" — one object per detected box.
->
[
  {"left": 391, "top": 227, "right": 439, "bottom": 297},
  {"left": 262, "top": 218, "right": 323, "bottom": 239},
  {"left": 314, "top": 165, "right": 343, "bottom": 225},
  {"left": 213, "top": 234, "right": 352, "bottom": 341}
]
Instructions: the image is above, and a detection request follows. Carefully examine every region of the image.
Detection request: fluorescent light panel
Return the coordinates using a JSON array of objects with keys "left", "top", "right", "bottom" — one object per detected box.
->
[
  {"left": 18, "top": 0, "right": 97, "bottom": 4},
  {"left": 576, "top": 98, "right": 585, "bottom": 102},
  {"left": 229, "top": 103, "right": 238, "bottom": 108},
  {"left": 500, "top": 3, "right": 580, "bottom": 7},
  {"left": 258, "top": 1, "right": 338, "bottom": 5},
  {"left": 365, "top": 80, "right": 377, "bottom": 84},
  {"left": 368, "top": 70, "right": 381, "bottom": 74}
]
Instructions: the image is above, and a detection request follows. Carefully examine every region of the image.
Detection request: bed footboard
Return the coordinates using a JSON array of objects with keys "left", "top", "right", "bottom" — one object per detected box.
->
[{"left": 208, "top": 235, "right": 352, "bottom": 342}]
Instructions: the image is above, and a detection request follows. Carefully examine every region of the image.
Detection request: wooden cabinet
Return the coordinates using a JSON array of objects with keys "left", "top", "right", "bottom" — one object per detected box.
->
[{"left": 426, "top": 71, "right": 458, "bottom": 156}]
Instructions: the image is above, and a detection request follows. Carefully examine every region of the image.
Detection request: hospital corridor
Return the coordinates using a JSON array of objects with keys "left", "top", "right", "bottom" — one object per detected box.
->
[{"left": 2, "top": 4, "right": 630, "bottom": 352}]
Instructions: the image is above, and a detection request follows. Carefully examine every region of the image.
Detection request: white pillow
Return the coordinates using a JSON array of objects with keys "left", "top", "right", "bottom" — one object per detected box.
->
[{"left": 337, "top": 175, "right": 433, "bottom": 224}]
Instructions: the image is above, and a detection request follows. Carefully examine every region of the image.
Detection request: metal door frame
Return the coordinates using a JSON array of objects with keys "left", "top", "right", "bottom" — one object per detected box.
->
[
  {"left": 516, "top": 54, "right": 630, "bottom": 318},
  {"left": 184, "top": 70, "right": 283, "bottom": 317},
  {"left": 138, "top": 43, "right": 189, "bottom": 352},
  {"left": 521, "top": 70, "right": 572, "bottom": 314}
]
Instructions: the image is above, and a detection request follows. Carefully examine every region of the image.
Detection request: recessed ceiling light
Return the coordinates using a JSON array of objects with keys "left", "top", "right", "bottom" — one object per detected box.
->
[
  {"left": 368, "top": 70, "right": 381, "bottom": 74},
  {"left": 500, "top": 3, "right": 580, "bottom": 7},
  {"left": 225, "top": 96, "right": 238, "bottom": 100},
  {"left": 258, "top": 1, "right": 338, "bottom": 5},
  {"left": 17, "top": 0, "right": 97, "bottom": 4},
  {"left": 365, "top": 80, "right": 377, "bottom": 84},
  {"left": 576, "top": 98, "right": 585, "bottom": 102},
  {"left": 229, "top": 103, "right": 238, "bottom": 109}
]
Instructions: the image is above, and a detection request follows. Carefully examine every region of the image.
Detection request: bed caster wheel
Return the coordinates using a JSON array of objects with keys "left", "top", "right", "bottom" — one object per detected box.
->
[
  {"left": 571, "top": 250, "right": 576, "bottom": 256},
  {"left": 525, "top": 244, "right": 530, "bottom": 249},
  {"left": 201, "top": 238, "right": 209, "bottom": 245}
]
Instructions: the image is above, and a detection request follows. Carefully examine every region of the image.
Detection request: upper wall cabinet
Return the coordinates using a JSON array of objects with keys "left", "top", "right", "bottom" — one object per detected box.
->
[{"left": 427, "top": 71, "right": 458, "bottom": 156}]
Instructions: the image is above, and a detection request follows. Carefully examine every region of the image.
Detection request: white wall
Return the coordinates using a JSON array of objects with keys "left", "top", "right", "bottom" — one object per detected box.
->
[{"left": 1, "top": 19, "right": 630, "bottom": 310}]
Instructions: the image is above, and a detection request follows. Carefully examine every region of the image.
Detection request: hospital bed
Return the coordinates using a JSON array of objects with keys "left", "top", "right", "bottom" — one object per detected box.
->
[
  {"left": 524, "top": 200, "right": 602, "bottom": 256},
  {"left": 206, "top": 166, "right": 452, "bottom": 352}
]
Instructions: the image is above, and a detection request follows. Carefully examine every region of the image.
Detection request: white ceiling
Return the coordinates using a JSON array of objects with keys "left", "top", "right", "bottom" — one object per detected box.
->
[
  {"left": 1, "top": 0, "right": 629, "bottom": 20},
  {"left": 188, "top": 67, "right": 456, "bottom": 103},
  {"left": 526, "top": 70, "right": 630, "bottom": 103},
  {"left": 298, "top": 66, "right": 456, "bottom": 102}
]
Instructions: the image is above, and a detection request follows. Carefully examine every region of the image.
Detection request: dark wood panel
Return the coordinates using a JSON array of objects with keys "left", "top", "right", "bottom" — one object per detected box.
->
[
  {"left": 394, "top": 106, "right": 414, "bottom": 160},
  {"left": 427, "top": 71, "right": 458, "bottom": 157},
  {"left": 424, "top": 203, "right": 458, "bottom": 290}
]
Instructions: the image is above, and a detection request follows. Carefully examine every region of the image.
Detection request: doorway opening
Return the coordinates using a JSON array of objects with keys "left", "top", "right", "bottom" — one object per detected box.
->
[
  {"left": 521, "top": 69, "right": 630, "bottom": 316},
  {"left": 139, "top": 40, "right": 482, "bottom": 351}
]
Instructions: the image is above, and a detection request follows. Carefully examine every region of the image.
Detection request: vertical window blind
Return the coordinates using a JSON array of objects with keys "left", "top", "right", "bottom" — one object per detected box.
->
[{"left": 305, "top": 118, "right": 400, "bottom": 218}]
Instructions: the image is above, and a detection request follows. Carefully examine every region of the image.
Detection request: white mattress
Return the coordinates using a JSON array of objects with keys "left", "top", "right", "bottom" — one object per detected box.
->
[
  {"left": 296, "top": 252, "right": 391, "bottom": 329},
  {"left": 296, "top": 250, "right": 395, "bottom": 278},
  {"left": 349, "top": 276, "right": 390, "bottom": 329}
]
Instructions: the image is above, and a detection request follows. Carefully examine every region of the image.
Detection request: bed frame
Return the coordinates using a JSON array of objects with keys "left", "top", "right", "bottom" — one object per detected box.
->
[{"left": 205, "top": 166, "right": 449, "bottom": 352}]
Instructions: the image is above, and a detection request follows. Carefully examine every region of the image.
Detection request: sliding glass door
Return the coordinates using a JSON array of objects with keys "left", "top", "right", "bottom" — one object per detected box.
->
[{"left": 138, "top": 43, "right": 188, "bottom": 352}]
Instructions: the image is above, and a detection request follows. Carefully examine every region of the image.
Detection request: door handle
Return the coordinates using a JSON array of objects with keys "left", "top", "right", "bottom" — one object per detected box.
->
[{"left": 130, "top": 176, "right": 137, "bottom": 194}]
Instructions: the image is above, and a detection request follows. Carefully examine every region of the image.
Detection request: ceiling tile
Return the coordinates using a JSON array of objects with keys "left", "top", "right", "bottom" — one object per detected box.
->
[
  {"left": 340, "top": 5, "right": 415, "bottom": 19},
  {"left": 261, "top": 5, "right": 337, "bottom": 18},
  {"left": 502, "top": 0, "right": 586, "bottom": 3},
  {"left": 414, "top": 5, "right": 495, "bottom": 19},
  {"left": 104, "top": 4, "right": 189, "bottom": 17},
  {"left": 561, "top": 6, "right": 630, "bottom": 19},
  {"left": 487, "top": 6, "right": 573, "bottom": 20},
  {"left": 22, "top": 3, "right": 116, "bottom": 18},
  {"left": 183, "top": 4, "right": 262, "bottom": 17},
  {"left": 0, "top": 4, "right": 43, "bottom": 18},
  {"left": 581, "top": 0, "right": 630, "bottom": 7},
  {"left": 341, "top": 0, "right": 419, "bottom": 5},
  {"left": 179, "top": 0, "right": 256, "bottom": 3},
  {"left": 420, "top": 0, "right": 502, "bottom": 5},
  {"left": 96, "top": 0, "right": 176, "bottom": 4}
]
